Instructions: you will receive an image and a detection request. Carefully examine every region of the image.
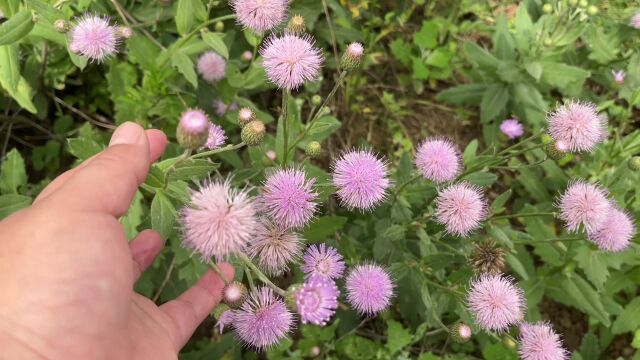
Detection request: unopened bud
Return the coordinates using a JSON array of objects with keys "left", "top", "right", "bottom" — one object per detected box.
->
[
  {"left": 54, "top": 19, "right": 68, "bottom": 33},
  {"left": 287, "top": 14, "right": 305, "bottom": 34},
  {"left": 545, "top": 140, "right": 568, "bottom": 160},
  {"left": 310, "top": 346, "right": 321, "bottom": 357},
  {"left": 578, "top": 0, "right": 588, "bottom": 8},
  {"left": 177, "top": 109, "right": 210, "bottom": 150},
  {"left": 311, "top": 95, "right": 322, "bottom": 106},
  {"left": 118, "top": 26, "right": 133, "bottom": 39},
  {"left": 450, "top": 323, "right": 472, "bottom": 343},
  {"left": 266, "top": 149, "right": 277, "bottom": 161},
  {"left": 222, "top": 281, "right": 247, "bottom": 308},
  {"left": 241, "top": 120, "right": 266, "bottom": 146},
  {"left": 212, "top": 303, "right": 230, "bottom": 319},
  {"left": 237, "top": 107, "right": 256, "bottom": 127},
  {"left": 542, "top": 3, "right": 552, "bottom": 14},
  {"left": 628, "top": 156, "right": 640, "bottom": 171},
  {"left": 214, "top": 21, "right": 225, "bottom": 32},
  {"left": 241, "top": 50, "right": 253, "bottom": 62},
  {"left": 341, "top": 42, "right": 364, "bottom": 71},
  {"left": 587, "top": 5, "right": 598, "bottom": 15},
  {"left": 305, "top": 141, "right": 321, "bottom": 158},
  {"left": 503, "top": 336, "right": 517, "bottom": 349},
  {"left": 543, "top": 38, "right": 553, "bottom": 46},
  {"left": 285, "top": 284, "right": 302, "bottom": 310}
]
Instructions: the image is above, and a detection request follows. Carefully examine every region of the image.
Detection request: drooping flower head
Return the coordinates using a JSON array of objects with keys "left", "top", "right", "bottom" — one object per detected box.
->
[
  {"left": 435, "top": 182, "right": 488, "bottom": 237},
  {"left": 301, "top": 243, "right": 345, "bottom": 280},
  {"left": 518, "top": 322, "right": 568, "bottom": 360},
  {"left": 630, "top": 12, "right": 640, "bottom": 29},
  {"left": 69, "top": 14, "right": 118, "bottom": 62},
  {"left": 587, "top": 206, "right": 636, "bottom": 251},
  {"left": 547, "top": 101, "right": 606, "bottom": 152},
  {"left": 261, "top": 168, "right": 318, "bottom": 229},
  {"left": 500, "top": 119, "right": 524, "bottom": 139},
  {"left": 246, "top": 219, "right": 304, "bottom": 276},
  {"left": 204, "top": 123, "right": 227, "bottom": 150},
  {"left": 414, "top": 137, "right": 461, "bottom": 183},
  {"left": 332, "top": 149, "right": 391, "bottom": 210},
  {"left": 293, "top": 276, "right": 339, "bottom": 326},
  {"left": 231, "top": 0, "right": 288, "bottom": 33},
  {"left": 557, "top": 180, "right": 610, "bottom": 233},
  {"left": 345, "top": 264, "right": 394, "bottom": 315},
  {"left": 467, "top": 274, "right": 525, "bottom": 332},
  {"left": 213, "top": 98, "right": 238, "bottom": 117},
  {"left": 260, "top": 34, "right": 323, "bottom": 90},
  {"left": 233, "top": 287, "right": 293, "bottom": 349},
  {"left": 197, "top": 51, "right": 227, "bottom": 82},
  {"left": 612, "top": 70, "right": 626, "bottom": 85},
  {"left": 180, "top": 179, "right": 257, "bottom": 260}
]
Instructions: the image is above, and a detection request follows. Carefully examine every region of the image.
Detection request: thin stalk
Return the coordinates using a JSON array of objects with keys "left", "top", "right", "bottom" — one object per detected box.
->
[
  {"left": 209, "top": 261, "right": 229, "bottom": 285},
  {"left": 393, "top": 174, "right": 423, "bottom": 198},
  {"left": 512, "top": 236, "right": 583, "bottom": 245},
  {"left": 491, "top": 212, "right": 556, "bottom": 220},
  {"left": 423, "top": 278, "right": 464, "bottom": 298},
  {"left": 237, "top": 253, "right": 286, "bottom": 296},
  {"left": 191, "top": 142, "right": 245, "bottom": 159},
  {"left": 281, "top": 90, "right": 290, "bottom": 165}
]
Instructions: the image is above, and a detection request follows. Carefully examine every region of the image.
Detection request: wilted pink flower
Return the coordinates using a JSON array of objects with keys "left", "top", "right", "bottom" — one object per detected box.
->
[
  {"left": 301, "top": 243, "right": 345, "bottom": 280},
  {"left": 558, "top": 181, "right": 610, "bottom": 233},
  {"left": 415, "top": 137, "right": 461, "bottom": 183},
  {"left": 547, "top": 101, "right": 606, "bottom": 152},
  {"left": 630, "top": 12, "right": 640, "bottom": 29},
  {"left": 293, "top": 276, "right": 339, "bottom": 326},
  {"left": 500, "top": 119, "right": 524, "bottom": 139},
  {"left": 216, "top": 310, "right": 234, "bottom": 333},
  {"left": 588, "top": 206, "right": 636, "bottom": 251},
  {"left": 261, "top": 168, "right": 318, "bottom": 229},
  {"left": 332, "top": 149, "right": 391, "bottom": 210},
  {"left": 204, "top": 123, "right": 227, "bottom": 150},
  {"left": 345, "top": 264, "right": 394, "bottom": 315},
  {"left": 246, "top": 219, "right": 303, "bottom": 276},
  {"left": 213, "top": 98, "right": 238, "bottom": 117},
  {"left": 612, "top": 70, "right": 626, "bottom": 85},
  {"left": 260, "top": 34, "right": 323, "bottom": 90},
  {"left": 519, "top": 322, "right": 568, "bottom": 360},
  {"left": 435, "top": 182, "right": 487, "bottom": 237},
  {"left": 197, "top": 51, "right": 226, "bottom": 82},
  {"left": 467, "top": 274, "right": 525, "bottom": 332},
  {"left": 231, "top": 0, "right": 288, "bottom": 33},
  {"left": 180, "top": 179, "right": 257, "bottom": 260},
  {"left": 69, "top": 14, "right": 118, "bottom": 62},
  {"left": 233, "top": 287, "right": 293, "bottom": 349}
]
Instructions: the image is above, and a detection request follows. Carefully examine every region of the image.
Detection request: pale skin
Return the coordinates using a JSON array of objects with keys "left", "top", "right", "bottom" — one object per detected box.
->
[{"left": 0, "top": 122, "right": 233, "bottom": 359}]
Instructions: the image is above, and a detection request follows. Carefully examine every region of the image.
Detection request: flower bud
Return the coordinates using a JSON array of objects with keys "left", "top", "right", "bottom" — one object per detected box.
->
[
  {"left": 54, "top": 19, "right": 68, "bottom": 33},
  {"left": 177, "top": 109, "right": 210, "bottom": 150},
  {"left": 212, "top": 303, "right": 230, "bottom": 319},
  {"left": 503, "top": 336, "right": 517, "bottom": 349},
  {"left": 545, "top": 140, "right": 567, "bottom": 160},
  {"left": 578, "top": 0, "right": 588, "bottom": 8},
  {"left": 469, "top": 239, "right": 505, "bottom": 275},
  {"left": 241, "top": 50, "right": 253, "bottom": 62},
  {"left": 587, "top": 5, "right": 598, "bottom": 15},
  {"left": 310, "top": 346, "right": 321, "bottom": 357},
  {"left": 222, "top": 281, "right": 247, "bottom": 308},
  {"left": 285, "top": 284, "right": 302, "bottom": 310},
  {"left": 266, "top": 149, "right": 277, "bottom": 161},
  {"left": 117, "top": 26, "right": 133, "bottom": 39},
  {"left": 450, "top": 323, "right": 472, "bottom": 343},
  {"left": 286, "top": 14, "right": 305, "bottom": 34},
  {"left": 214, "top": 21, "right": 224, "bottom": 32},
  {"left": 237, "top": 107, "right": 256, "bottom": 127},
  {"left": 241, "top": 120, "right": 266, "bottom": 146},
  {"left": 341, "top": 42, "right": 364, "bottom": 71},
  {"left": 628, "top": 156, "right": 640, "bottom": 171},
  {"left": 542, "top": 3, "right": 552, "bottom": 14},
  {"left": 311, "top": 95, "right": 322, "bottom": 106},
  {"left": 305, "top": 141, "right": 321, "bottom": 158},
  {"left": 543, "top": 38, "right": 553, "bottom": 47}
]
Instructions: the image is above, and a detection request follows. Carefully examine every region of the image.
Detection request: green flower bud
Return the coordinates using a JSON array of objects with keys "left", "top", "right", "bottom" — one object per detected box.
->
[
  {"left": 450, "top": 323, "right": 472, "bottom": 343},
  {"left": 305, "top": 141, "right": 322, "bottom": 158},
  {"left": 241, "top": 120, "right": 266, "bottom": 146},
  {"left": 341, "top": 42, "right": 364, "bottom": 72},
  {"left": 285, "top": 284, "right": 302, "bottom": 310},
  {"left": 542, "top": 3, "right": 553, "bottom": 14},
  {"left": 311, "top": 95, "right": 322, "bottom": 106},
  {"left": 117, "top": 26, "right": 133, "bottom": 39},
  {"left": 287, "top": 15, "right": 305, "bottom": 34},
  {"left": 212, "top": 303, "right": 230, "bottom": 319},
  {"left": 54, "top": 19, "right": 68, "bottom": 33},
  {"left": 628, "top": 156, "right": 640, "bottom": 171},
  {"left": 214, "top": 21, "right": 224, "bottom": 32},
  {"left": 222, "top": 281, "right": 247, "bottom": 308},
  {"left": 587, "top": 5, "right": 598, "bottom": 15},
  {"left": 503, "top": 336, "right": 517, "bottom": 350},
  {"left": 578, "top": 0, "right": 588, "bottom": 8},
  {"left": 545, "top": 140, "right": 567, "bottom": 160},
  {"left": 543, "top": 38, "right": 553, "bottom": 47},
  {"left": 177, "top": 109, "right": 209, "bottom": 150}
]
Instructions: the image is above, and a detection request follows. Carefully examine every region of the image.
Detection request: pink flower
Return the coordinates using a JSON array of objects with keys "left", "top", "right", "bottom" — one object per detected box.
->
[
  {"left": 558, "top": 181, "right": 610, "bottom": 233},
  {"left": 345, "top": 264, "right": 394, "bottom": 315},
  {"left": 301, "top": 243, "right": 345, "bottom": 280},
  {"left": 241, "top": 50, "right": 253, "bottom": 61},
  {"left": 630, "top": 12, "right": 640, "bottom": 29},
  {"left": 414, "top": 137, "right": 461, "bottom": 183},
  {"left": 216, "top": 310, "right": 234, "bottom": 333},
  {"left": 231, "top": 0, "right": 288, "bottom": 33},
  {"left": 180, "top": 179, "right": 257, "bottom": 260},
  {"left": 266, "top": 150, "right": 277, "bottom": 161},
  {"left": 587, "top": 206, "right": 636, "bottom": 251},
  {"left": 204, "top": 123, "right": 226, "bottom": 150},
  {"left": 435, "top": 182, "right": 487, "bottom": 237},
  {"left": 293, "top": 276, "right": 339, "bottom": 326},
  {"left": 69, "top": 14, "right": 118, "bottom": 62},
  {"left": 246, "top": 219, "right": 303, "bottom": 276},
  {"left": 611, "top": 70, "right": 625, "bottom": 85},
  {"left": 346, "top": 42, "right": 364, "bottom": 59},
  {"left": 233, "top": 287, "right": 293, "bottom": 349},
  {"left": 197, "top": 51, "right": 227, "bottom": 82},
  {"left": 467, "top": 274, "right": 525, "bottom": 332},
  {"left": 213, "top": 98, "right": 238, "bottom": 117},
  {"left": 261, "top": 168, "right": 318, "bottom": 229},
  {"left": 519, "top": 322, "right": 568, "bottom": 360},
  {"left": 332, "top": 149, "right": 391, "bottom": 211},
  {"left": 500, "top": 119, "right": 524, "bottom": 139},
  {"left": 547, "top": 101, "right": 606, "bottom": 152},
  {"left": 260, "top": 34, "right": 323, "bottom": 90},
  {"left": 179, "top": 109, "right": 209, "bottom": 134}
]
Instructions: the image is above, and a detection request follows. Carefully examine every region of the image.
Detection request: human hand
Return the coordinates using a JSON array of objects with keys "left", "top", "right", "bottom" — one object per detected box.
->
[{"left": 0, "top": 122, "right": 233, "bottom": 360}]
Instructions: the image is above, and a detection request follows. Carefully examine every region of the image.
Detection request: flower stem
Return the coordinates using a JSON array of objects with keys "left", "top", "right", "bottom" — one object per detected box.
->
[
  {"left": 281, "top": 90, "right": 290, "bottom": 165},
  {"left": 491, "top": 212, "right": 556, "bottom": 220},
  {"left": 190, "top": 142, "right": 246, "bottom": 159},
  {"left": 237, "top": 253, "right": 286, "bottom": 296},
  {"left": 209, "top": 261, "right": 230, "bottom": 285}
]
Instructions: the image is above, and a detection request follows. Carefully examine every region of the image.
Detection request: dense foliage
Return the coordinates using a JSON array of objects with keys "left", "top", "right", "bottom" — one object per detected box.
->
[{"left": 1, "top": 0, "right": 640, "bottom": 359}]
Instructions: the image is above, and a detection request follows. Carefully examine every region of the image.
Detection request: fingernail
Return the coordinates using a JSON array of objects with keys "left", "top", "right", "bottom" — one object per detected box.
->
[{"left": 109, "top": 122, "right": 144, "bottom": 147}]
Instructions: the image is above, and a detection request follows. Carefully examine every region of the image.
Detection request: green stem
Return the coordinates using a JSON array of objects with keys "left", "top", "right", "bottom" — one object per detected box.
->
[
  {"left": 512, "top": 236, "right": 583, "bottom": 245},
  {"left": 423, "top": 278, "right": 464, "bottom": 298},
  {"left": 281, "top": 90, "right": 290, "bottom": 165},
  {"left": 393, "top": 174, "right": 422, "bottom": 197},
  {"left": 191, "top": 142, "right": 245, "bottom": 159},
  {"left": 164, "top": 149, "right": 191, "bottom": 186},
  {"left": 237, "top": 253, "right": 286, "bottom": 296},
  {"left": 209, "top": 261, "right": 229, "bottom": 285},
  {"left": 491, "top": 212, "right": 556, "bottom": 220}
]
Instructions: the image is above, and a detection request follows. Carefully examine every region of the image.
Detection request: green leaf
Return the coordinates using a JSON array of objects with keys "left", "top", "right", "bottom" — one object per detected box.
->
[
  {"left": 524, "top": 62, "right": 542, "bottom": 82},
  {"left": 389, "top": 38, "right": 412, "bottom": 67},
  {"left": 436, "top": 84, "right": 488, "bottom": 105},
  {"left": 462, "top": 139, "right": 478, "bottom": 164},
  {"left": 0, "top": 44, "right": 19, "bottom": 91},
  {"left": 583, "top": 25, "right": 619, "bottom": 64},
  {"left": 578, "top": 332, "right": 599, "bottom": 360},
  {"left": 169, "top": 159, "right": 219, "bottom": 181},
  {"left": 575, "top": 246, "right": 609, "bottom": 290},
  {"left": 414, "top": 20, "right": 438, "bottom": 49},
  {"left": 201, "top": 32, "right": 229, "bottom": 59},
  {"left": 243, "top": 28, "right": 261, "bottom": 47},
  {"left": 150, "top": 191, "right": 175, "bottom": 240},
  {"left": 562, "top": 275, "right": 610, "bottom": 326},
  {"left": 0, "top": 0, "right": 20, "bottom": 17},
  {"left": 175, "top": 0, "right": 207, "bottom": 35},
  {"left": 25, "top": 0, "right": 67, "bottom": 24},
  {"left": 67, "top": 137, "right": 104, "bottom": 161},
  {"left": 480, "top": 84, "right": 509, "bottom": 123},
  {"left": 491, "top": 189, "right": 512, "bottom": 214},
  {"left": 493, "top": 15, "right": 516, "bottom": 61},
  {"left": 386, "top": 320, "right": 413, "bottom": 355},
  {"left": 612, "top": 298, "right": 640, "bottom": 334},
  {"left": 463, "top": 42, "right": 500, "bottom": 70},
  {"left": 514, "top": 5, "right": 533, "bottom": 53},
  {"left": 0, "top": 194, "right": 31, "bottom": 218},
  {"left": 482, "top": 343, "right": 518, "bottom": 360},
  {"left": 307, "top": 116, "right": 341, "bottom": 136},
  {"left": 144, "top": 165, "right": 166, "bottom": 189},
  {"left": 0, "top": 10, "right": 34, "bottom": 45},
  {"left": 302, "top": 216, "right": 347, "bottom": 242},
  {"left": 120, "top": 191, "right": 143, "bottom": 239},
  {"left": 461, "top": 171, "right": 497, "bottom": 187},
  {"left": 540, "top": 61, "right": 590, "bottom": 89},
  {"left": 172, "top": 51, "right": 198, "bottom": 88},
  {"left": 0, "top": 148, "right": 26, "bottom": 194}
]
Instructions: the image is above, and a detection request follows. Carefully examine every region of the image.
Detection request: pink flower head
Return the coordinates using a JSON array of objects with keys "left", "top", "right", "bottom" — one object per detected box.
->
[
  {"left": 197, "top": 51, "right": 227, "bottom": 82},
  {"left": 547, "top": 101, "right": 606, "bottom": 152},
  {"left": 467, "top": 274, "right": 525, "bottom": 332},
  {"left": 69, "top": 14, "right": 118, "bottom": 62},
  {"left": 204, "top": 123, "right": 227, "bottom": 150},
  {"left": 179, "top": 109, "right": 210, "bottom": 135},
  {"left": 213, "top": 98, "right": 238, "bottom": 117},
  {"left": 558, "top": 181, "right": 610, "bottom": 233},
  {"left": 241, "top": 50, "right": 253, "bottom": 61},
  {"left": 435, "top": 182, "right": 488, "bottom": 237},
  {"left": 612, "top": 70, "right": 626, "bottom": 85},
  {"left": 415, "top": 137, "right": 461, "bottom": 183},
  {"left": 266, "top": 150, "right": 277, "bottom": 161},
  {"left": 261, "top": 168, "right": 318, "bottom": 229},
  {"left": 500, "top": 119, "right": 524, "bottom": 139},
  {"left": 301, "top": 243, "right": 345, "bottom": 280},
  {"left": 233, "top": 287, "right": 293, "bottom": 349},
  {"left": 332, "top": 149, "right": 391, "bottom": 211},
  {"left": 345, "top": 264, "right": 394, "bottom": 315},
  {"left": 293, "top": 276, "right": 339, "bottom": 326},
  {"left": 630, "top": 12, "right": 640, "bottom": 29},
  {"left": 346, "top": 42, "right": 364, "bottom": 59},
  {"left": 519, "top": 322, "right": 568, "bottom": 360},
  {"left": 260, "top": 34, "right": 323, "bottom": 90},
  {"left": 180, "top": 179, "right": 258, "bottom": 260},
  {"left": 587, "top": 206, "right": 636, "bottom": 251},
  {"left": 216, "top": 310, "right": 234, "bottom": 333},
  {"left": 231, "top": 0, "right": 288, "bottom": 33},
  {"left": 246, "top": 219, "right": 303, "bottom": 276}
]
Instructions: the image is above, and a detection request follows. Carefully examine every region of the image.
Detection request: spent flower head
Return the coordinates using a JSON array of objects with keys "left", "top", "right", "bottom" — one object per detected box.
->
[{"left": 246, "top": 219, "right": 304, "bottom": 276}]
